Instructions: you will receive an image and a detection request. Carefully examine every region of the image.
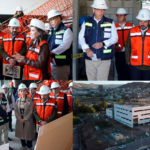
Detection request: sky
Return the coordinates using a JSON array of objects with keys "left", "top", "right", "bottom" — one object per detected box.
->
[{"left": 74, "top": 81, "right": 150, "bottom": 85}]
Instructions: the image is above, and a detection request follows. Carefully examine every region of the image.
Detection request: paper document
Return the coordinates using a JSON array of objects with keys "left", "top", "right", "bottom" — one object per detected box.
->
[{"left": 92, "top": 54, "right": 98, "bottom": 61}]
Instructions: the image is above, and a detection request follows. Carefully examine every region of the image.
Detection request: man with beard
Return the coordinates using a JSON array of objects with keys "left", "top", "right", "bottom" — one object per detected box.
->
[
  {"left": 125, "top": 8, "right": 150, "bottom": 80},
  {"left": 0, "top": 18, "right": 27, "bottom": 80}
]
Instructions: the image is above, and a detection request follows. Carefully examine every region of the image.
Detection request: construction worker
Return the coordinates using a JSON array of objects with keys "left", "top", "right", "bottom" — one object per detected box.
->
[
  {"left": 49, "top": 82, "right": 69, "bottom": 118},
  {"left": 67, "top": 82, "right": 73, "bottom": 113},
  {"left": 13, "top": 19, "right": 51, "bottom": 80},
  {"left": 34, "top": 85, "right": 57, "bottom": 132},
  {"left": 115, "top": 8, "right": 134, "bottom": 80},
  {"left": 79, "top": 0, "right": 118, "bottom": 80},
  {"left": 9, "top": 81, "right": 17, "bottom": 97},
  {"left": 0, "top": 23, "right": 6, "bottom": 79},
  {"left": 15, "top": 6, "right": 27, "bottom": 34},
  {"left": 125, "top": 8, "right": 150, "bottom": 80},
  {"left": 15, "top": 83, "right": 34, "bottom": 150},
  {"left": 26, "top": 32, "right": 32, "bottom": 51},
  {"left": 47, "top": 9, "right": 73, "bottom": 80},
  {"left": 0, "top": 18, "right": 27, "bottom": 80},
  {"left": 45, "top": 23, "right": 51, "bottom": 34},
  {"left": 2, "top": 84, "right": 15, "bottom": 132},
  {"left": 14, "top": 89, "right": 29, "bottom": 101}
]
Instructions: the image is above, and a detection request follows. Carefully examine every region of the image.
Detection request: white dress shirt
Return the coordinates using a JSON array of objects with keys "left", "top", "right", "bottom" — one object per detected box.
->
[{"left": 79, "top": 16, "right": 118, "bottom": 52}]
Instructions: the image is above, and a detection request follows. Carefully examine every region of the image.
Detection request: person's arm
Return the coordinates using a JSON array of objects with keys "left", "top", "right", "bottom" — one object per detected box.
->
[
  {"left": 14, "top": 101, "right": 21, "bottom": 120},
  {"left": 125, "top": 31, "right": 131, "bottom": 64},
  {"left": 34, "top": 105, "right": 42, "bottom": 122},
  {"left": 19, "top": 40, "right": 27, "bottom": 56},
  {"left": 45, "top": 101, "right": 57, "bottom": 123},
  {"left": 62, "top": 94, "right": 69, "bottom": 116},
  {"left": 22, "top": 43, "right": 50, "bottom": 69},
  {"left": 51, "top": 28, "right": 73, "bottom": 55},
  {"left": 0, "top": 39, "right": 9, "bottom": 60},
  {"left": 24, "top": 99, "right": 33, "bottom": 121},
  {"left": 103, "top": 21, "right": 118, "bottom": 48}
]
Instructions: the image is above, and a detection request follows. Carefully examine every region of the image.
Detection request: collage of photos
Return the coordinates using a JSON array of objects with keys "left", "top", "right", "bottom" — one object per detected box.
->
[{"left": 1, "top": 0, "right": 150, "bottom": 150}]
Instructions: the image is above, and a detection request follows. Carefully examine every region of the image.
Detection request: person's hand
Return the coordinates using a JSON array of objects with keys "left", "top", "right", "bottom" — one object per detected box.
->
[
  {"left": 92, "top": 42, "right": 103, "bottom": 49},
  {"left": 86, "top": 48, "right": 94, "bottom": 58},
  {"left": 41, "top": 121, "right": 47, "bottom": 126},
  {"left": 20, "top": 119, "right": 25, "bottom": 123},
  {"left": 12, "top": 52, "right": 24, "bottom": 63},
  {"left": 8, "top": 58, "right": 16, "bottom": 66},
  {"left": 50, "top": 51, "right": 54, "bottom": 55},
  {"left": 0, "top": 116, "right": 3, "bottom": 119},
  {"left": 9, "top": 64, "right": 15, "bottom": 70}
]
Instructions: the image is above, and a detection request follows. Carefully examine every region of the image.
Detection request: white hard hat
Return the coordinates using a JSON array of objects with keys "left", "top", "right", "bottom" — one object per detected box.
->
[
  {"left": 0, "top": 87, "right": 3, "bottom": 93},
  {"left": 16, "top": 6, "right": 23, "bottom": 12},
  {"left": 8, "top": 18, "right": 20, "bottom": 27},
  {"left": 29, "top": 19, "right": 45, "bottom": 31},
  {"left": 47, "top": 9, "right": 62, "bottom": 21},
  {"left": 116, "top": 8, "right": 127, "bottom": 15},
  {"left": 29, "top": 83, "right": 37, "bottom": 89},
  {"left": 38, "top": 85, "right": 50, "bottom": 95},
  {"left": 18, "top": 83, "right": 27, "bottom": 91},
  {"left": 45, "top": 23, "right": 51, "bottom": 30},
  {"left": 136, "top": 8, "right": 150, "bottom": 21},
  {"left": 91, "top": 0, "right": 108, "bottom": 9},
  {"left": 68, "top": 82, "right": 73, "bottom": 88},
  {"left": 51, "top": 82, "right": 59, "bottom": 89},
  {"left": 2, "top": 84, "right": 9, "bottom": 89}
]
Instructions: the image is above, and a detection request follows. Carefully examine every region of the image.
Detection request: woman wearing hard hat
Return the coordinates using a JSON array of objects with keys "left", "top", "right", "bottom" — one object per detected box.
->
[
  {"left": 15, "top": 83, "right": 34, "bottom": 150},
  {"left": 13, "top": 19, "right": 51, "bottom": 80},
  {"left": 15, "top": 6, "right": 28, "bottom": 34}
]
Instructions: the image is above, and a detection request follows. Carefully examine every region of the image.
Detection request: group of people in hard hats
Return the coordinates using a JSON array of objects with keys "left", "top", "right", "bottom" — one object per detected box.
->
[
  {"left": 79, "top": 0, "right": 150, "bottom": 81},
  {"left": 0, "top": 81, "right": 73, "bottom": 150},
  {"left": 0, "top": 6, "right": 73, "bottom": 80}
]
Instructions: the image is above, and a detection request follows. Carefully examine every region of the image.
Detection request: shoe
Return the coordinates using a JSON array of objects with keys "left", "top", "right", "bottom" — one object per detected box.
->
[
  {"left": 9, "top": 147, "right": 13, "bottom": 150},
  {"left": 8, "top": 137, "right": 12, "bottom": 141},
  {"left": 20, "top": 147, "right": 27, "bottom": 150}
]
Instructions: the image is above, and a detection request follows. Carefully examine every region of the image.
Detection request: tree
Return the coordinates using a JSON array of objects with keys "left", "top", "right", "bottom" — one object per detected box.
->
[{"left": 74, "top": 99, "right": 80, "bottom": 107}]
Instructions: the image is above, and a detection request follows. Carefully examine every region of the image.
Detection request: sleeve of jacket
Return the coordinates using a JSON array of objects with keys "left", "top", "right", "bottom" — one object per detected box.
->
[
  {"left": 34, "top": 105, "right": 42, "bottom": 122},
  {"left": 22, "top": 43, "right": 50, "bottom": 69},
  {"left": 24, "top": 99, "right": 33, "bottom": 121},
  {"left": 0, "top": 39, "right": 9, "bottom": 60},
  {"left": 19, "top": 40, "right": 27, "bottom": 56},
  {"left": 14, "top": 100, "right": 21, "bottom": 120},
  {"left": 45, "top": 101, "right": 57, "bottom": 123},
  {"left": 62, "top": 93, "right": 69, "bottom": 116},
  {"left": 125, "top": 31, "right": 131, "bottom": 64}
]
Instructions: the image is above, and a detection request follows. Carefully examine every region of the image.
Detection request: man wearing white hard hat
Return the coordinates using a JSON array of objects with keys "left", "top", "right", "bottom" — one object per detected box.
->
[
  {"left": 49, "top": 82, "right": 69, "bottom": 118},
  {"left": 2, "top": 84, "right": 15, "bottom": 132},
  {"left": 79, "top": 0, "right": 118, "bottom": 80},
  {"left": 47, "top": 9, "right": 73, "bottom": 80},
  {"left": 13, "top": 19, "right": 51, "bottom": 80},
  {"left": 0, "top": 18, "right": 27, "bottom": 80},
  {"left": 115, "top": 8, "right": 134, "bottom": 80},
  {"left": 34, "top": 85, "right": 57, "bottom": 131},
  {"left": 125, "top": 8, "right": 150, "bottom": 80},
  {"left": 66, "top": 82, "right": 73, "bottom": 113}
]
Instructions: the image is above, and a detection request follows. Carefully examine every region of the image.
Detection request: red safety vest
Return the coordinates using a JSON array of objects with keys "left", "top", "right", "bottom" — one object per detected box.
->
[
  {"left": 3, "top": 33, "right": 25, "bottom": 65},
  {"left": 27, "top": 92, "right": 41, "bottom": 111},
  {"left": 115, "top": 22, "right": 133, "bottom": 52},
  {"left": 66, "top": 91, "right": 73, "bottom": 113},
  {"left": 26, "top": 32, "right": 32, "bottom": 50},
  {"left": 130, "top": 26, "right": 150, "bottom": 66},
  {"left": 36, "top": 98, "right": 55, "bottom": 126},
  {"left": 24, "top": 40, "right": 51, "bottom": 80},
  {"left": 0, "top": 32, "right": 6, "bottom": 59},
  {"left": 18, "top": 16, "right": 27, "bottom": 33},
  {"left": 49, "top": 92, "right": 65, "bottom": 118}
]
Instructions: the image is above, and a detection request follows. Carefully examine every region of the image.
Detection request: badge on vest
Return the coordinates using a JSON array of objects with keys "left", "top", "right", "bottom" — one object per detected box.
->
[
  {"left": 55, "top": 39, "right": 63, "bottom": 45},
  {"left": 104, "top": 32, "right": 111, "bottom": 38},
  {"left": 3, "top": 64, "right": 21, "bottom": 79}
]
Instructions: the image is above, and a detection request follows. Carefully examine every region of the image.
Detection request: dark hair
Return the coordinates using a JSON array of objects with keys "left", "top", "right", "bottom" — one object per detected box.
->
[{"left": 15, "top": 11, "right": 24, "bottom": 17}]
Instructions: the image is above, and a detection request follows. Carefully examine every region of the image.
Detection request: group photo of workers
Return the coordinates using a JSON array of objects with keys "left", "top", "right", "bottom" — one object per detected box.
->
[
  {"left": 0, "top": 4, "right": 73, "bottom": 80},
  {"left": 0, "top": 80, "right": 73, "bottom": 150},
  {"left": 78, "top": 0, "right": 150, "bottom": 81}
]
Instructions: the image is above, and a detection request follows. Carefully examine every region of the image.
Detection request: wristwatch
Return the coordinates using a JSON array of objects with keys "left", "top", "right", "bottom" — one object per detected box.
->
[{"left": 38, "top": 120, "right": 42, "bottom": 123}]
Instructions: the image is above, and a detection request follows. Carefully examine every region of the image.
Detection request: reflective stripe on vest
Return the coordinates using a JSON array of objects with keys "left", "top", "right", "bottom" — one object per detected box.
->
[
  {"left": 55, "top": 55, "right": 66, "bottom": 59},
  {"left": 57, "top": 111, "right": 62, "bottom": 114},
  {"left": 56, "top": 30, "right": 65, "bottom": 35},
  {"left": 101, "top": 23, "right": 112, "bottom": 27},
  {"left": 0, "top": 119, "right": 4, "bottom": 122},
  {"left": 29, "top": 73, "right": 39, "bottom": 79},
  {"left": 36, "top": 103, "right": 55, "bottom": 106},
  {"left": 130, "top": 32, "right": 142, "bottom": 36},
  {"left": 67, "top": 95, "right": 72, "bottom": 97},
  {"left": 116, "top": 26, "right": 132, "bottom": 30},
  {"left": 85, "top": 22, "right": 93, "bottom": 27},
  {"left": 49, "top": 96, "right": 64, "bottom": 99},
  {"left": 103, "top": 49, "right": 111, "bottom": 53},
  {"left": 131, "top": 56, "right": 138, "bottom": 59},
  {"left": 3, "top": 38, "right": 12, "bottom": 41}
]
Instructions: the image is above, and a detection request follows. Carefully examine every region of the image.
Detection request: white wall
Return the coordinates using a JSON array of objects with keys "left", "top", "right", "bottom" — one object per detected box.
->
[
  {"left": 0, "top": 0, "right": 48, "bottom": 15},
  {"left": 106, "top": 109, "right": 113, "bottom": 118}
]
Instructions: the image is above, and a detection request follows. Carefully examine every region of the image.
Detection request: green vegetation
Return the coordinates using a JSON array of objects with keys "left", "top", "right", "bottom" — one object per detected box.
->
[
  {"left": 79, "top": 103, "right": 96, "bottom": 113},
  {"left": 73, "top": 116, "right": 81, "bottom": 125}
]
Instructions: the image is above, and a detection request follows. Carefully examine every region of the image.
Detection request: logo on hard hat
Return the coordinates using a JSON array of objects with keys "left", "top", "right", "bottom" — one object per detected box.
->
[
  {"left": 41, "top": 90, "right": 44, "bottom": 93},
  {"left": 141, "top": 14, "right": 144, "bottom": 18},
  {"left": 14, "top": 22, "right": 17, "bottom": 25},
  {"left": 22, "top": 85, "right": 24, "bottom": 88}
]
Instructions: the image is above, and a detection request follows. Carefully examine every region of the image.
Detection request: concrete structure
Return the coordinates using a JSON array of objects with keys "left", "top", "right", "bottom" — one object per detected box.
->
[{"left": 106, "top": 108, "right": 113, "bottom": 118}]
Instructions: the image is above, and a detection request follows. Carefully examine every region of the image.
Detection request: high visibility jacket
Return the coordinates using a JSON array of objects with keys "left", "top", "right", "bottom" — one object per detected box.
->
[
  {"left": 3, "top": 33, "right": 25, "bottom": 65},
  {"left": 18, "top": 16, "right": 27, "bottom": 33},
  {"left": 36, "top": 98, "right": 55, "bottom": 126},
  {"left": 0, "top": 32, "right": 6, "bottom": 59},
  {"left": 26, "top": 32, "right": 32, "bottom": 50},
  {"left": 24, "top": 40, "right": 51, "bottom": 80},
  {"left": 115, "top": 22, "right": 133, "bottom": 52},
  {"left": 66, "top": 91, "right": 72, "bottom": 113},
  {"left": 130, "top": 26, "right": 150, "bottom": 66},
  {"left": 27, "top": 93, "right": 41, "bottom": 111},
  {"left": 49, "top": 92, "right": 65, "bottom": 118}
]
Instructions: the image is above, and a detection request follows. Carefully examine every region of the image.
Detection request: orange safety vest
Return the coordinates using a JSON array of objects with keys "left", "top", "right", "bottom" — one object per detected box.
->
[
  {"left": 18, "top": 16, "right": 27, "bottom": 33},
  {"left": 115, "top": 22, "right": 133, "bottom": 52},
  {"left": 0, "top": 32, "right": 6, "bottom": 59},
  {"left": 66, "top": 91, "right": 73, "bottom": 113},
  {"left": 26, "top": 32, "right": 32, "bottom": 50},
  {"left": 36, "top": 98, "right": 55, "bottom": 126},
  {"left": 27, "top": 92, "right": 41, "bottom": 111},
  {"left": 24, "top": 40, "right": 51, "bottom": 80},
  {"left": 3, "top": 33, "right": 25, "bottom": 65},
  {"left": 130, "top": 26, "right": 150, "bottom": 66},
  {"left": 18, "top": 90, "right": 29, "bottom": 98},
  {"left": 49, "top": 92, "right": 65, "bottom": 118}
]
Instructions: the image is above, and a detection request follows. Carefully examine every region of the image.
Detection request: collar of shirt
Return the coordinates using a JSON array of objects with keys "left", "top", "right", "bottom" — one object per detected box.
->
[
  {"left": 43, "top": 99, "right": 49, "bottom": 105},
  {"left": 54, "top": 92, "right": 60, "bottom": 98},
  {"left": 140, "top": 27, "right": 148, "bottom": 35},
  {"left": 94, "top": 16, "right": 102, "bottom": 24},
  {"left": 119, "top": 22, "right": 126, "bottom": 29},
  {"left": 31, "top": 93, "right": 35, "bottom": 99}
]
